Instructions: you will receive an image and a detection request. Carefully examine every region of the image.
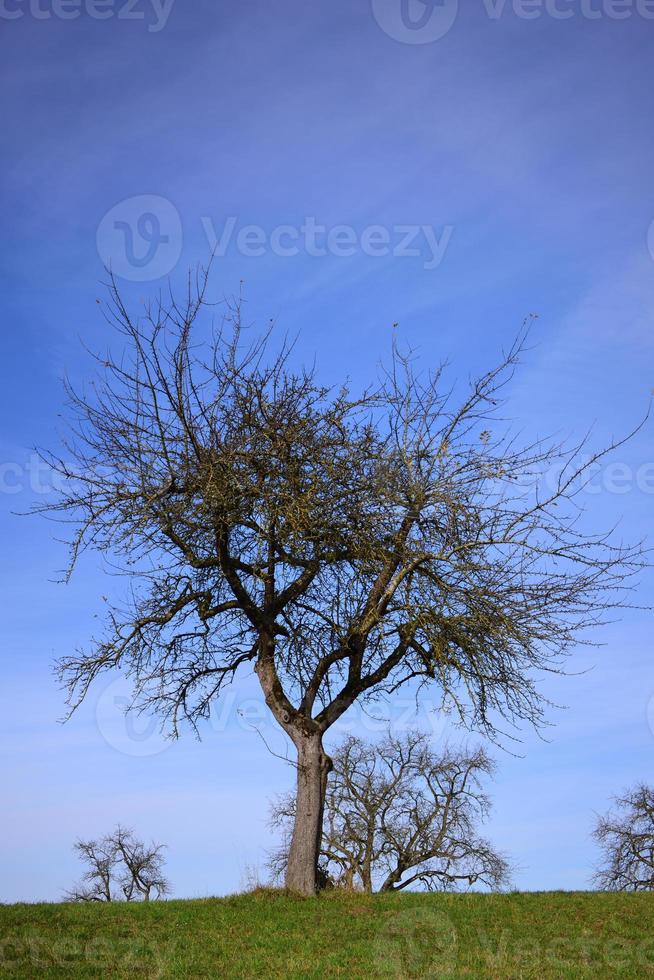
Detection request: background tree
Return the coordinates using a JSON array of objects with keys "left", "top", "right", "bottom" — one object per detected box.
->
[
  {"left": 65, "top": 826, "right": 170, "bottom": 902},
  {"left": 269, "top": 732, "right": 510, "bottom": 892},
  {"left": 65, "top": 835, "right": 116, "bottom": 903},
  {"left": 592, "top": 784, "right": 654, "bottom": 891},
  {"left": 40, "top": 267, "right": 644, "bottom": 894}
]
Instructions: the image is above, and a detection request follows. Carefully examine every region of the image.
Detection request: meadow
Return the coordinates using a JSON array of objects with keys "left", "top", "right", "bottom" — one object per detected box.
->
[{"left": 1, "top": 889, "right": 653, "bottom": 978}]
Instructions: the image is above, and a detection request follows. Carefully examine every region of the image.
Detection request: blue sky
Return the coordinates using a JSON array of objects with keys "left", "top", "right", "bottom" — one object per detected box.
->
[{"left": 1, "top": 0, "right": 653, "bottom": 901}]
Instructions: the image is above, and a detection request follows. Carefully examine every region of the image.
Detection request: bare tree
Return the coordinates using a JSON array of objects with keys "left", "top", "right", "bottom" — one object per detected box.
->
[
  {"left": 269, "top": 732, "right": 510, "bottom": 892},
  {"left": 39, "top": 267, "right": 645, "bottom": 894},
  {"left": 593, "top": 785, "right": 654, "bottom": 891},
  {"left": 113, "top": 826, "right": 170, "bottom": 901},
  {"left": 65, "top": 826, "right": 170, "bottom": 902},
  {"left": 65, "top": 835, "right": 116, "bottom": 903}
]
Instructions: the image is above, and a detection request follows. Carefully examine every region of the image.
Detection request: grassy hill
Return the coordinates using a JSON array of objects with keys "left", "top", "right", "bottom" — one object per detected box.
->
[{"left": 1, "top": 889, "right": 653, "bottom": 978}]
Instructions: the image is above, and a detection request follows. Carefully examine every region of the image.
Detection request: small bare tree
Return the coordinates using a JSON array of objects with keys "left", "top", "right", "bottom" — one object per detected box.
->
[
  {"left": 39, "top": 267, "right": 645, "bottom": 894},
  {"left": 65, "top": 826, "right": 170, "bottom": 902},
  {"left": 269, "top": 732, "right": 510, "bottom": 892},
  {"left": 65, "top": 835, "right": 116, "bottom": 903},
  {"left": 593, "top": 785, "right": 654, "bottom": 891}
]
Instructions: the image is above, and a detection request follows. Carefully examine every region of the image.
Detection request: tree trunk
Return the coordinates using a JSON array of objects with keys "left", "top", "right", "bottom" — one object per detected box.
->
[
  {"left": 285, "top": 733, "right": 332, "bottom": 896},
  {"left": 379, "top": 864, "right": 406, "bottom": 892},
  {"left": 361, "top": 830, "right": 374, "bottom": 893}
]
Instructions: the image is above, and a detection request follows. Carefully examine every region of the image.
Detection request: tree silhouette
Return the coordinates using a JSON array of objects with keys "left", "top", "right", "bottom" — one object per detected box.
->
[{"left": 65, "top": 826, "right": 169, "bottom": 902}]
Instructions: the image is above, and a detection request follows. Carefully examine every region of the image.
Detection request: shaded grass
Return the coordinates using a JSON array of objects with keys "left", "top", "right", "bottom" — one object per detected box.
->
[{"left": 1, "top": 889, "right": 653, "bottom": 978}]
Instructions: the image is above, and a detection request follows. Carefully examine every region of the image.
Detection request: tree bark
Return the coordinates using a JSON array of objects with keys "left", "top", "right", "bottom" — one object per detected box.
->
[
  {"left": 361, "top": 828, "right": 374, "bottom": 893},
  {"left": 285, "top": 733, "right": 332, "bottom": 896}
]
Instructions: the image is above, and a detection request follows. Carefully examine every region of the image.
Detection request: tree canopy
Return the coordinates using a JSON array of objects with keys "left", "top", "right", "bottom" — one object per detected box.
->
[{"left": 39, "top": 267, "right": 645, "bottom": 892}]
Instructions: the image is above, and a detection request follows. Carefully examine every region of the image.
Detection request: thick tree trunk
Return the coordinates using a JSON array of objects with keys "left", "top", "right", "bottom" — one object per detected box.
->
[
  {"left": 285, "top": 733, "right": 332, "bottom": 896},
  {"left": 361, "top": 829, "right": 374, "bottom": 893},
  {"left": 379, "top": 864, "right": 407, "bottom": 892}
]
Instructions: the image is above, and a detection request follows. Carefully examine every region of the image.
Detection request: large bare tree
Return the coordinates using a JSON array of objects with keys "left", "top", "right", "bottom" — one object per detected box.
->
[
  {"left": 269, "top": 732, "right": 511, "bottom": 892},
  {"left": 593, "top": 784, "right": 654, "bottom": 891},
  {"left": 40, "top": 267, "right": 644, "bottom": 894},
  {"left": 66, "top": 826, "right": 169, "bottom": 902}
]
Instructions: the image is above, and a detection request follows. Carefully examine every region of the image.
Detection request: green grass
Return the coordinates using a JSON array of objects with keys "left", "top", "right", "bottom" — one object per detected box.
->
[{"left": 1, "top": 890, "right": 653, "bottom": 978}]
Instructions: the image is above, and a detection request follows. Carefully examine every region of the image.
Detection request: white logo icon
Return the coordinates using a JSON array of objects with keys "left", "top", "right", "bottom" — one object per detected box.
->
[
  {"left": 371, "top": 0, "right": 459, "bottom": 44},
  {"left": 96, "top": 677, "right": 170, "bottom": 757},
  {"left": 96, "top": 194, "right": 182, "bottom": 281}
]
